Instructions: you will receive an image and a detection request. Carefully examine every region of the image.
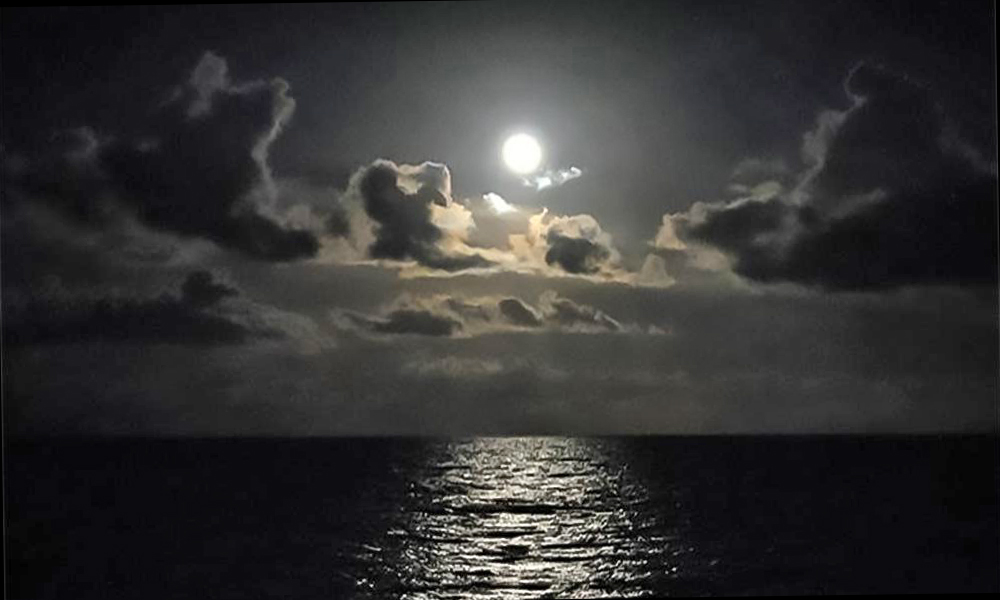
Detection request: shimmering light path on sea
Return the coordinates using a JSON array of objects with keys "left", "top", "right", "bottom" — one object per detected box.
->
[{"left": 355, "top": 437, "right": 676, "bottom": 598}]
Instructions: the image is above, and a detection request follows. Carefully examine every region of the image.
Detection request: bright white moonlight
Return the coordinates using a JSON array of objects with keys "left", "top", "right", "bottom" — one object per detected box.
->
[{"left": 502, "top": 133, "right": 542, "bottom": 174}]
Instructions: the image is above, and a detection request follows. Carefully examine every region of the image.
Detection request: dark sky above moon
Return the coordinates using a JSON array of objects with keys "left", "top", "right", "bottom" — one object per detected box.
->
[{"left": 2, "top": 1, "right": 996, "bottom": 435}]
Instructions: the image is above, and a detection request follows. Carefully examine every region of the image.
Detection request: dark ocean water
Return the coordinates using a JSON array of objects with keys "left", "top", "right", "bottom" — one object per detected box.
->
[{"left": 7, "top": 436, "right": 998, "bottom": 598}]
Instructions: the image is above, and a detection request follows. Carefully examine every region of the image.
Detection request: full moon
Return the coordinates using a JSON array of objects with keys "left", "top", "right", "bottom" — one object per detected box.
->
[{"left": 502, "top": 133, "right": 542, "bottom": 174}]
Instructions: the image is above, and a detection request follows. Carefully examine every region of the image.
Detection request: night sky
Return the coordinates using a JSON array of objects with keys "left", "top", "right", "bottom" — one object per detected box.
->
[{"left": 2, "top": 1, "right": 997, "bottom": 435}]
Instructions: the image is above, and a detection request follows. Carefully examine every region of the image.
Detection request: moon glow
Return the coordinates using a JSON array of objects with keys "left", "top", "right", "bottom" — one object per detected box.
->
[{"left": 502, "top": 133, "right": 542, "bottom": 174}]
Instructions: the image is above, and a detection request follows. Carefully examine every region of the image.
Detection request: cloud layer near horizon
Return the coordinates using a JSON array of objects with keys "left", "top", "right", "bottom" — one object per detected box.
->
[
  {"left": 3, "top": 270, "right": 331, "bottom": 352},
  {"left": 332, "top": 290, "right": 664, "bottom": 338}
]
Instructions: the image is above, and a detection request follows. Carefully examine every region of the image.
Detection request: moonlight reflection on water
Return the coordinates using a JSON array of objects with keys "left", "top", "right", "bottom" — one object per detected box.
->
[{"left": 357, "top": 437, "right": 673, "bottom": 598}]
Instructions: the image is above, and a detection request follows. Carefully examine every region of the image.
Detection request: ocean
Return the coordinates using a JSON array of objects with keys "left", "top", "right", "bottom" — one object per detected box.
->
[{"left": 6, "top": 436, "right": 998, "bottom": 598}]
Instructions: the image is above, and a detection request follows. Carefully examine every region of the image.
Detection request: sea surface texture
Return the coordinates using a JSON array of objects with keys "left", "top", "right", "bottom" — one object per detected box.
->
[{"left": 7, "top": 436, "right": 998, "bottom": 598}]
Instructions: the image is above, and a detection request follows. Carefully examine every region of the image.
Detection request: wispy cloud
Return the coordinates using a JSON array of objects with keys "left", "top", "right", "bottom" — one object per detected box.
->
[{"left": 521, "top": 166, "right": 583, "bottom": 191}]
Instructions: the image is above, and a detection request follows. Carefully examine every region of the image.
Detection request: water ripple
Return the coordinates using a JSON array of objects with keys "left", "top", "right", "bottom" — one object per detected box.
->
[{"left": 358, "top": 437, "right": 670, "bottom": 598}]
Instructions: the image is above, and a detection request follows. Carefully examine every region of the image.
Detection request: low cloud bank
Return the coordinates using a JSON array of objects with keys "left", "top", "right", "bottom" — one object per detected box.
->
[
  {"left": 332, "top": 291, "right": 665, "bottom": 338},
  {"left": 4, "top": 270, "right": 331, "bottom": 351}
]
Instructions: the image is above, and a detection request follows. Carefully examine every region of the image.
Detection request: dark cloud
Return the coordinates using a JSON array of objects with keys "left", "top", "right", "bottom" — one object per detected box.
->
[
  {"left": 338, "top": 306, "right": 462, "bottom": 337},
  {"left": 2, "top": 128, "right": 113, "bottom": 225},
  {"left": 670, "top": 63, "right": 998, "bottom": 291},
  {"left": 538, "top": 290, "right": 622, "bottom": 332},
  {"left": 3, "top": 271, "right": 263, "bottom": 347},
  {"left": 418, "top": 252, "right": 494, "bottom": 272},
  {"left": 360, "top": 162, "right": 439, "bottom": 256},
  {"left": 682, "top": 198, "right": 787, "bottom": 260},
  {"left": 530, "top": 213, "right": 623, "bottom": 278},
  {"left": 3, "top": 53, "right": 323, "bottom": 263},
  {"left": 334, "top": 291, "right": 645, "bottom": 338},
  {"left": 325, "top": 207, "right": 351, "bottom": 237},
  {"left": 498, "top": 297, "right": 543, "bottom": 327},
  {"left": 445, "top": 297, "right": 493, "bottom": 322},
  {"left": 776, "top": 178, "right": 997, "bottom": 290},
  {"left": 374, "top": 309, "right": 463, "bottom": 337},
  {"left": 811, "top": 64, "right": 952, "bottom": 200},
  {"left": 101, "top": 54, "right": 319, "bottom": 261},
  {"left": 181, "top": 269, "right": 239, "bottom": 308},
  {"left": 544, "top": 232, "right": 612, "bottom": 274},
  {"left": 357, "top": 161, "right": 493, "bottom": 272},
  {"left": 267, "top": 173, "right": 351, "bottom": 242},
  {"left": 0, "top": 196, "right": 178, "bottom": 294},
  {"left": 2, "top": 133, "right": 191, "bottom": 296}
]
